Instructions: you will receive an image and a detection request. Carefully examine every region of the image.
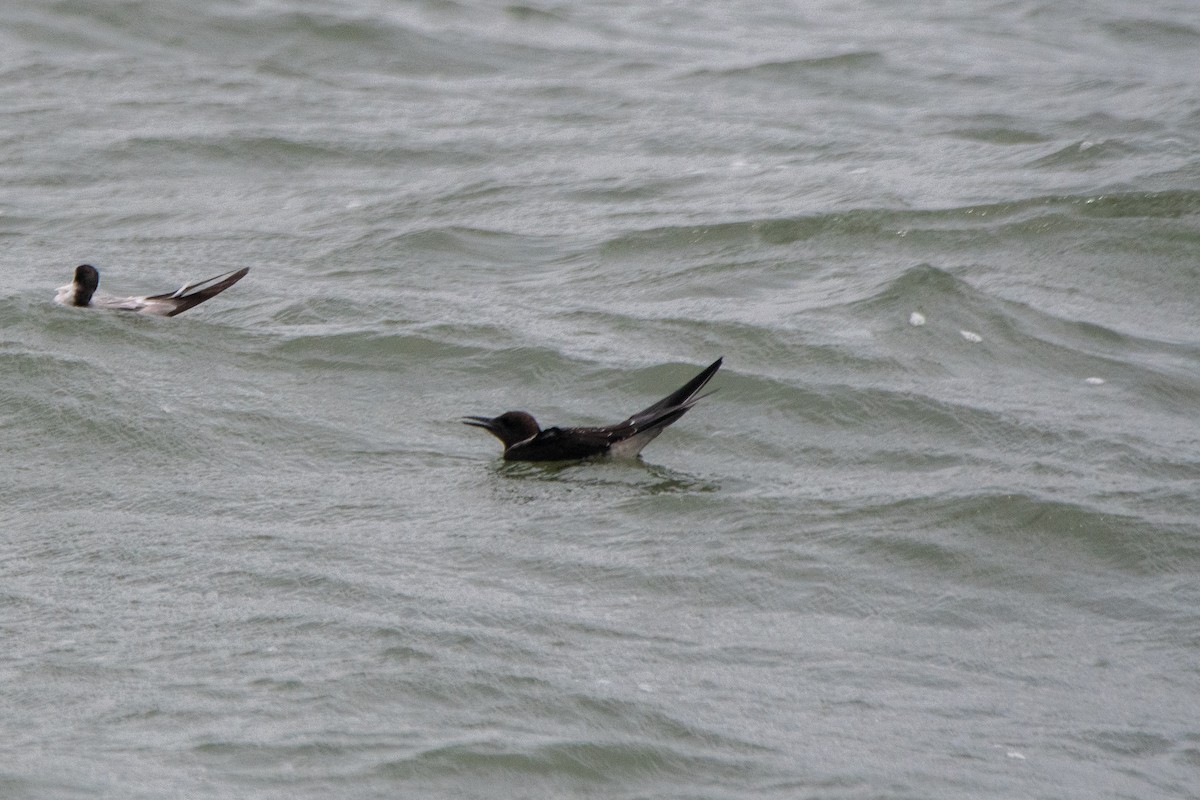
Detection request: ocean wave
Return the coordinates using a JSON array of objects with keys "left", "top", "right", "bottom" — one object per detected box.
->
[
  {"left": 868, "top": 491, "right": 1200, "bottom": 575},
  {"left": 369, "top": 737, "right": 761, "bottom": 789},
  {"left": 23, "top": 0, "right": 530, "bottom": 76},
  {"left": 1028, "top": 140, "right": 1138, "bottom": 169},
  {"left": 597, "top": 190, "right": 1200, "bottom": 254},
  {"left": 686, "top": 51, "right": 886, "bottom": 81},
  {"left": 266, "top": 327, "right": 479, "bottom": 370}
]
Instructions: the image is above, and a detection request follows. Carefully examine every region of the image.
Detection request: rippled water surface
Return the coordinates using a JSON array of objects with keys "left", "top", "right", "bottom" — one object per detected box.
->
[{"left": 3, "top": 1, "right": 1199, "bottom": 798}]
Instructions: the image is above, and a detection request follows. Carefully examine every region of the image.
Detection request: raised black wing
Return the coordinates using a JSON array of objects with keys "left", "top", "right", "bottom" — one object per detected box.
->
[
  {"left": 621, "top": 357, "right": 722, "bottom": 431},
  {"left": 145, "top": 267, "right": 250, "bottom": 316}
]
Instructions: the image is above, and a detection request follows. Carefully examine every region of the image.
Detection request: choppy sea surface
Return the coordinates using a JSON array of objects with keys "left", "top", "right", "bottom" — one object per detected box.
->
[{"left": 3, "top": 1, "right": 1199, "bottom": 798}]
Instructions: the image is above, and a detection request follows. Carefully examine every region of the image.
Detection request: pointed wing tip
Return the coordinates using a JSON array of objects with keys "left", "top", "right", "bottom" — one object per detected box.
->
[{"left": 690, "top": 356, "right": 724, "bottom": 391}]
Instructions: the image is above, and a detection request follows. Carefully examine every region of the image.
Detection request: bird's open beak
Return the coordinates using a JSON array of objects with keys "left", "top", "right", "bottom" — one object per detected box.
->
[{"left": 461, "top": 416, "right": 497, "bottom": 433}]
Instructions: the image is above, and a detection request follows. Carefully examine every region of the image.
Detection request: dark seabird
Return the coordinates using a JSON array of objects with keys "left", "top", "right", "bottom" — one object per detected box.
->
[
  {"left": 55, "top": 264, "right": 250, "bottom": 316},
  {"left": 464, "top": 357, "right": 722, "bottom": 462}
]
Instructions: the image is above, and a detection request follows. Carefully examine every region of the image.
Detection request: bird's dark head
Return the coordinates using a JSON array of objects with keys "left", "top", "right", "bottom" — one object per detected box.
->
[
  {"left": 462, "top": 411, "right": 541, "bottom": 449},
  {"left": 72, "top": 264, "right": 100, "bottom": 306}
]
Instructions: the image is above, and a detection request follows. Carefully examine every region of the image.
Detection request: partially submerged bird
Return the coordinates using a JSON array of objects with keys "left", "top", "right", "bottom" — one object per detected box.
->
[
  {"left": 55, "top": 264, "right": 250, "bottom": 316},
  {"left": 464, "top": 357, "right": 722, "bottom": 462}
]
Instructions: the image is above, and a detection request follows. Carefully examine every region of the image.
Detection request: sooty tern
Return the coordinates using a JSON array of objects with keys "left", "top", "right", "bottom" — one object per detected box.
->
[
  {"left": 55, "top": 264, "right": 249, "bottom": 316},
  {"left": 464, "top": 357, "right": 722, "bottom": 462}
]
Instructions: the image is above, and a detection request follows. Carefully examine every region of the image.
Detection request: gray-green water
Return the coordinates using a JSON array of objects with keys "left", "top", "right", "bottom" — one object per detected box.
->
[{"left": 3, "top": 1, "right": 1199, "bottom": 798}]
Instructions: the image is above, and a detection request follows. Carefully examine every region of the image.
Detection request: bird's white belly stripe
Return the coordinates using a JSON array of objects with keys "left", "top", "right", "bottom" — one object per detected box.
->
[{"left": 606, "top": 429, "right": 663, "bottom": 459}]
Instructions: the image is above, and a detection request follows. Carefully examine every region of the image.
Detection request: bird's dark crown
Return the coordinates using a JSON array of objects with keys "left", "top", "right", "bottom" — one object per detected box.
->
[{"left": 73, "top": 264, "right": 100, "bottom": 306}]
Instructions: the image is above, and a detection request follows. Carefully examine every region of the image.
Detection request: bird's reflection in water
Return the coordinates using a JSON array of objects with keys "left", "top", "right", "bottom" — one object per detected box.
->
[{"left": 494, "top": 457, "right": 718, "bottom": 495}]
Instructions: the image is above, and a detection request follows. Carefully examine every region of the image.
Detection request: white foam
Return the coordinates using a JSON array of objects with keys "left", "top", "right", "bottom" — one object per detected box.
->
[
  {"left": 960, "top": 330, "right": 983, "bottom": 343},
  {"left": 909, "top": 311, "right": 926, "bottom": 326}
]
